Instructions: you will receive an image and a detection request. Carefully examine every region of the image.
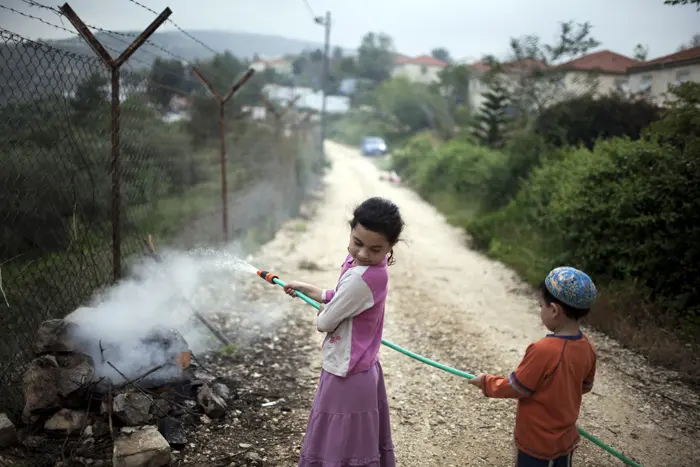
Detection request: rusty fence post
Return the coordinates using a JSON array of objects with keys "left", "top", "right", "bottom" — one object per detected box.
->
[
  {"left": 259, "top": 94, "right": 300, "bottom": 142},
  {"left": 191, "top": 68, "right": 255, "bottom": 244},
  {"left": 258, "top": 94, "right": 303, "bottom": 212},
  {"left": 60, "top": 2, "right": 171, "bottom": 282}
]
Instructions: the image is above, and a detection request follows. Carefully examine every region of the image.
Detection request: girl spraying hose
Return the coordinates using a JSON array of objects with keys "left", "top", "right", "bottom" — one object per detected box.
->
[{"left": 282, "top": 197, "right": 404, "bottom": 467}]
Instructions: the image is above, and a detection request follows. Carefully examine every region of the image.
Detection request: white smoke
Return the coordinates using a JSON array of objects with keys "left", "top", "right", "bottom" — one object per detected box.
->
[{"left": 64, "top": 246, "right": 264, "bottom": 386}]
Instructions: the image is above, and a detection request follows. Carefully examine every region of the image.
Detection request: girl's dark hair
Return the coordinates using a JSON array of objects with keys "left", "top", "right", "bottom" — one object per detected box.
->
[
  {"left": 350, "top": 197, "right": 405, "bottom": 265},
  {"left": 538, "top": 281, "right": 591, "bottom": 320}
]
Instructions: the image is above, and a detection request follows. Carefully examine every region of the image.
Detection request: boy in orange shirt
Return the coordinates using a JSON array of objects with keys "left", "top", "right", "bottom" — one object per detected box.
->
[{"left": 468, "top": 266, "right": 597, "bottom": 466}]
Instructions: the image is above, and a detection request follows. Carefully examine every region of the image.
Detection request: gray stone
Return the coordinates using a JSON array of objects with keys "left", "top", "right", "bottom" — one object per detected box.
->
[
  {"left": 211, "top": 382, "right": 230, "bottom": 400},
  {"left": 0, "top": 413, "right": 18, "bottom": 448},
  {"left": 196, "top": 384, "right": 227, "bottom": 419},
  {"left": 112, "top": 425, "right": 171, "bottom": 467},
  {"left": 56, "top": 354, "right": 95, "bottom": 397},
  {"left": 150, "top": 399, "right": 171, "bottom": 418},
  {"left": 22, "top": 355, "right": 60, "bottom": 418},
  {"left": 44, "top": 409, "right": 87, "bottom": 434},
  {"left": 113, "top": 393, "right": 153, "bottom": 426},
  {"left": 33, "top": 319, "right": 78, "bottom": 355}
]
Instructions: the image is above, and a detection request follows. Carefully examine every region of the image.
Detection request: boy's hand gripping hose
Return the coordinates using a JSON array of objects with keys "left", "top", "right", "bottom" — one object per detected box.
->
[{"left": 256, "top": 270, "right": 642, "bottom": 467}]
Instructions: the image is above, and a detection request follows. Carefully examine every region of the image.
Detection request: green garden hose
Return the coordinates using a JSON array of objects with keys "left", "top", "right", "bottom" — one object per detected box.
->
[{"left": 259, "top": 271, "right": 643, "bottom": 467}]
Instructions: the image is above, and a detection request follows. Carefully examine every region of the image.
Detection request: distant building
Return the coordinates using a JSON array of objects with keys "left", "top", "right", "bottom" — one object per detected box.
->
[
  {"left": 262, "top": 84, "right": 350, "bottom": 114},
  {"left": 392, "top": 55, "right": 448, "bottom": 84},
  {"left": 627, "top": 46, "right": 700, "bottom": 105},
  {"left": 466, "top": 58, "right": 546, "bottom": 113},
  {"left": 251, "top": 58, "right": 293, "bottom": 76},
  {"left": 553, "top": 50, "right": 642, "bottom": 98},
  {"left": 466, "top": 46, "right": 700, "bottom": 112}
]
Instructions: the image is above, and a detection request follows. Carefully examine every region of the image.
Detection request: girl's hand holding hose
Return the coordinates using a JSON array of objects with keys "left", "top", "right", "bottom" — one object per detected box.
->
[{"left": 283, "top": 281, "right": 324, "bottom": 303}]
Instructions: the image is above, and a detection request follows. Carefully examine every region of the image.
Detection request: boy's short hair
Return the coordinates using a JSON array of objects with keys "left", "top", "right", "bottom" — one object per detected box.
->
[{"left": 540, "top": 266, "right": 597, "bottom": 320}]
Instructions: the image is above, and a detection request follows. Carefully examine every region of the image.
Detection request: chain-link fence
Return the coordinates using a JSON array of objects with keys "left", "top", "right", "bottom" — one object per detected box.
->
[{"left": 0, "top": 29, "right": 325, "bottom": 417}]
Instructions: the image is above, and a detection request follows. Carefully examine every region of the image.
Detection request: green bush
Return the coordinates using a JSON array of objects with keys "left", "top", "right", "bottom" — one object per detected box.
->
[
  {"left": 479, "top": 130, "right": 559, "bottom": 212},
  {"left": 392, "top": 133, "right": 505, "bottom": 218},
  {"left": 534, "top": 93, "right": 661, "bottom": 150},
  {"left": 469, "top": 134, "right": 700, "bottom": 323},
  {"left": 548, "top": 137, "right": 700, "bottom": 320}
]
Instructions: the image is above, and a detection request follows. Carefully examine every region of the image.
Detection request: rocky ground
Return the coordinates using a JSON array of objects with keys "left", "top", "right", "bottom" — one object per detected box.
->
[{"left": 3, "top": 141, "right": 700, "bottom": 467}]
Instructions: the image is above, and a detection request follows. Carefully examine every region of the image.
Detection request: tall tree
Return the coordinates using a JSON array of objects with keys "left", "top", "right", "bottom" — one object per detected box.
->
[
  {"left": 471, "top": 79, "right": 510, "bottom": 148},
  {"left": 678, "top": 33, "right": 700, "bottom": 50},
  {"left": 431, "top": 47, "right": 452, "bottom": 63},
  {"left": 147, "top": 58, "right": 186, "bottom": 110},
  {"left": 356, "top": 32, "right": 396, "bottom": 85},
  {"left": 503, "top": 21, "right": 601, "bottom": 117},
  {"left": 633, "top": 44, "right": 649, "bottom": 61},
  {"left": 436, "top": 64, "right": 471, "bottom": 124},
  {"left": 664, "top": 0, "right": 700, "bottom": 10},
  {"left": 292, "top": 55, "right": 308, "bottom": 76},
  {"left": 71, "top": 72, "right": 109, "bottom": 122}
]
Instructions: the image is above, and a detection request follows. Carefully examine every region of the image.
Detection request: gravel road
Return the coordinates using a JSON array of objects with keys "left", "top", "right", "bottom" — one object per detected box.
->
[{"left": 246, "top": 141, "right": 700, "bottom": 467}]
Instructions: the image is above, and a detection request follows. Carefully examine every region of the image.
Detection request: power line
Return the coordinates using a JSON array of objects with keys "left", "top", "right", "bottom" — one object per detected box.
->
[{"left": 302, "top": 0, "right": 318, "bottom": 21}]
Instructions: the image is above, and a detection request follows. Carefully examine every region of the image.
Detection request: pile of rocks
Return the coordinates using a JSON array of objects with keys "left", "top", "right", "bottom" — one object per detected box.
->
[{"left": 0, "top": 319, "right": 231, "bottom": 467}]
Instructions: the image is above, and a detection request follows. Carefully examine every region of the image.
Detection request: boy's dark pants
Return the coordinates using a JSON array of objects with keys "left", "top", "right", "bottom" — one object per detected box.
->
[{"left": 516, "top": 450, "right": 573, "bottom": 467}]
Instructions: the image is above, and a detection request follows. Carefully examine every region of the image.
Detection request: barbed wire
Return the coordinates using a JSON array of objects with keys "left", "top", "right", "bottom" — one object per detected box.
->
[
  {"left": 0, "top": 9, "right": 194, "bottom": 100},
  {"left": 7, "top": 0, "right": 265, "bottom": 103},
  {"left": 123, "top": 0, "right": 219, "bottom": 56}
]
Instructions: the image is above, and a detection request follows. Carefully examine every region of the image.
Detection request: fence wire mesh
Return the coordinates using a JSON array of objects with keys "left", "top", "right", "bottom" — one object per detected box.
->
[{"left": 0, "top": 29, "right": 325, "bottom": 417}]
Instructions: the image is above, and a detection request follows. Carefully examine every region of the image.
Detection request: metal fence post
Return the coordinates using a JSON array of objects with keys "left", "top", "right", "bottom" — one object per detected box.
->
[
  {"left": 191, "top": 68, "right": 255, "bottom": 243},
  {"left": 59, "top": 2, "right": 171, "bottom": 281}
]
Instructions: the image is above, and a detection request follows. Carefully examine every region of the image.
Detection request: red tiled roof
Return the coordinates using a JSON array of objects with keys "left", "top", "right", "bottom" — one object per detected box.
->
[
  {"left": 627, "top": 45, "right": 700, "bottom": 72},
  {"left": 555, "top": 50, "right": 642, "bottom": 75},
  {"left": 395, "top": 55, "right": 448, "bottom": 68},
  {"left": 468, "top": 58, "right": 547, "bottom": 74}
]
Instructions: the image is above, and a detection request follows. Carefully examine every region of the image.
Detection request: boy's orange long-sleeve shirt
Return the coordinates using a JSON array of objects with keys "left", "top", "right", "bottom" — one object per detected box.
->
[{"left": 481, "top": 332, "right": 596, "bottom": 460}]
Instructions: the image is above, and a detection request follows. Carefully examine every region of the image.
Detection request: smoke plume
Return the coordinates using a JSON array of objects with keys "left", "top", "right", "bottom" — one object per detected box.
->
[{"left": 64, "top": 246, "right": 269, "bottom": 386}]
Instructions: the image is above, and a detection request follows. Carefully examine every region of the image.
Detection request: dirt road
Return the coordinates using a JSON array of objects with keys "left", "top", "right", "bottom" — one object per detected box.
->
[{"left": 250, "top": 141, "right": 700, "bottom": 466}]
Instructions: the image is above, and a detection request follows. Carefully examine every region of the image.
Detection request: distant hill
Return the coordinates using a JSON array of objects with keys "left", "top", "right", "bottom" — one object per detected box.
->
[{"left": 48, "top": 30, "right": 354, "bottom": 67}]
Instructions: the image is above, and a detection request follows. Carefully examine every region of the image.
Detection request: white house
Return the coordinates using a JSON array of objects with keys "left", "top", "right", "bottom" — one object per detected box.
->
[
  {"left": 553, "top": 50, "right": 643, "bottom": 98},
  {"left": 466, "top": 58, "right": 546, "bottom": 113},
  {"left": 251, "top": 58, "right": 293, "bottom": 76},
  {"left": 262, "top": 84, "right": 350, "bottom": 114},
  {"left": 392, "top": 55, "right": 448, "bottom": 84},
  {"left": 627, "top": 46, "right": 700, "bottom": 105}
]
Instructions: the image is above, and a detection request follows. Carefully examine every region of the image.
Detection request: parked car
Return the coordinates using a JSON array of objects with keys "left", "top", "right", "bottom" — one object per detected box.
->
[{"left": 361, "top": 137, "right": 388, "bottom": 156}]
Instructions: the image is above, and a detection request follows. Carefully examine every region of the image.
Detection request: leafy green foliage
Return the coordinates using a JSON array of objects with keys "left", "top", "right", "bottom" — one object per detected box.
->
[
  {"left": 356, "top": 32, "right": 396, "bottom": 85},
  {"left": 471, "top": 79, "right": 511, "bottom": 148},
  {"left": 664, "top": 0, "right": 700, "bottom": 11},
  {"left": 534, "top": 93, "right": 662, "bottom": 150},
  {"left": 147, "top": 58, "right": 189, "bottom": 110},
  {"left": 330, "top": 77, "right": 454, "bottom": 145},
  {"left": 392, "top": 133, "right": 505, "bottom": 216},
  {"left": 430, "top": 47, "right": 451, "bottom": 63},
  {"left": 467, "top": 83, "right": 700, "bottom": 324}
]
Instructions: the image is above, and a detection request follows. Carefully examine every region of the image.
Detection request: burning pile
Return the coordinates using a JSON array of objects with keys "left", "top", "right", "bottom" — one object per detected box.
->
[{"left": 2, "top": 312, "right": 231, "bottom": 467}]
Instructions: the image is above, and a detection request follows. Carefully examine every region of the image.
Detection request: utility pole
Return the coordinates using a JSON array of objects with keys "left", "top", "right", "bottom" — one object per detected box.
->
[{"left": 315, "top": 11, "right": 331, "bottom": 152}]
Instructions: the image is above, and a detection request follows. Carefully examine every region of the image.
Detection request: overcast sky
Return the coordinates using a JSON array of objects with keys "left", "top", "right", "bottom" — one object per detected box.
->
[{"left": 1, "top": 0, "right": 698, "bottom": 61}]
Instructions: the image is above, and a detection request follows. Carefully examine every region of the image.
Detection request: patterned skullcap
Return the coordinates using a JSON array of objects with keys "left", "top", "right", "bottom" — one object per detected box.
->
[{"left": 544, "top": 266, "right": 597, "bottom": 310}]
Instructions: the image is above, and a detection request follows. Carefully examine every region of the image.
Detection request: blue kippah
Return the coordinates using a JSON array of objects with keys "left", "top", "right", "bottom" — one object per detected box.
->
[{"left": 544, "top": 266, "right": 597, "bottom": 310}]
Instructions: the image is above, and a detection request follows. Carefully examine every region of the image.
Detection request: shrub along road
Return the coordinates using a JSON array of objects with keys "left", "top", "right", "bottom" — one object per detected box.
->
[{"left": 243, "top": 141, "right": 700, "bottom": 466}]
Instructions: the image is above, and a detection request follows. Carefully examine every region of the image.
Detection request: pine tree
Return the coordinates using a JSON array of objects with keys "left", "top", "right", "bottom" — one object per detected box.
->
[{"left": 471, "top": 79, "right": 510, "bottom": 148}]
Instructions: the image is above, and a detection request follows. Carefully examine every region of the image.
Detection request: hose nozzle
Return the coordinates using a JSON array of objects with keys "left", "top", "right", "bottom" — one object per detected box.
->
[{"left": 257, "top": 270, "right": 279, "bottom": 284}]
